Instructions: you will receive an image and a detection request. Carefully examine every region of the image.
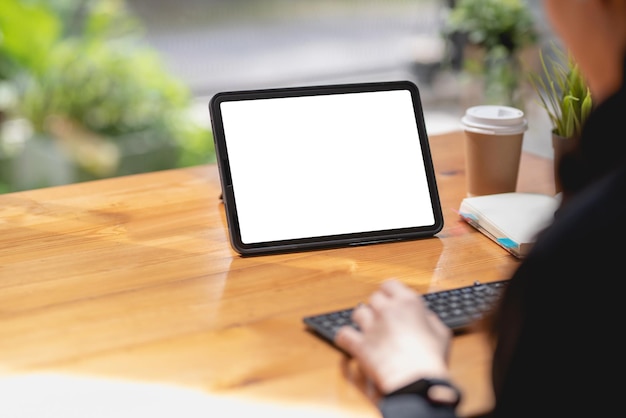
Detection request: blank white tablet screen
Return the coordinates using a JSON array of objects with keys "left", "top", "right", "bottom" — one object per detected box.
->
[{"left": 220, "top": 89, "right": 434, "bottom": 244}]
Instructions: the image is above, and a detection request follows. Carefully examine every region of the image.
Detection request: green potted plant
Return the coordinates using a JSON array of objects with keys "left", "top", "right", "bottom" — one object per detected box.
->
[
  {"left": 444, "top": 0, "right": 538, "bottom": 108},
  {"left": 529, "top": 45, "right": 592, "bottom": 139},
  {"left": 528, "top": 43, "right": 592, "bottom": 192}
]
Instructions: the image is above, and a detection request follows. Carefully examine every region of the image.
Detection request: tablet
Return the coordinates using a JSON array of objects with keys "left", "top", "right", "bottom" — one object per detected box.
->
[{"left": 209, "top": 80, "right": 443, "bottom": 255}]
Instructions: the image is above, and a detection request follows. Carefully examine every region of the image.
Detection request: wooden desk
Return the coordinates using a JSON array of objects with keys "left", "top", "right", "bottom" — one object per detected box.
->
[{"left": 0, "top": 131, "right": 554, "bottom": 417}]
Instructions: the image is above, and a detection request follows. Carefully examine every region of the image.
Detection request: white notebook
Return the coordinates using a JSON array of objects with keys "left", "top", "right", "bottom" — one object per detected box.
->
[{"left": 458, "top": 192, "right": 560, "bottom": 258}]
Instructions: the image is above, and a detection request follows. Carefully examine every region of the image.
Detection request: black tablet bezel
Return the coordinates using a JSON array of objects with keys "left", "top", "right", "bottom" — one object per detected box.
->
[{"left": 209, "top": 80, "right": 443, "bottom": 256}]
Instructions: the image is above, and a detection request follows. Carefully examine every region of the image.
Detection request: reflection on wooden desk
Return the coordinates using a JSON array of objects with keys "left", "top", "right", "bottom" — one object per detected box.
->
[{"left": 0, "top": 131, "right": 554, "bottom": 417}]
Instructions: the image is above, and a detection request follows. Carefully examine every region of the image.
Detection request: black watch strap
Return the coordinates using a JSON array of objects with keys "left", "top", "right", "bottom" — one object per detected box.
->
[{"left": 385, "top": 377, "right": 462, "bottom": 408}]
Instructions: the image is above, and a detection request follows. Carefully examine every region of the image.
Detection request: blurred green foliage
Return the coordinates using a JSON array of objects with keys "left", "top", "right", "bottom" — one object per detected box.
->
[
  {"left": 444, "top": 0, "right": 538, "bottom": 107},
  {"left": 0, "top": 0, "right": 60, "bottom": 79},
  {"left": 0, "top": 0, "right": 215, "bottom": 192},
  {"left": 445, "top": 0, "right": 537, "bottom": 53}
]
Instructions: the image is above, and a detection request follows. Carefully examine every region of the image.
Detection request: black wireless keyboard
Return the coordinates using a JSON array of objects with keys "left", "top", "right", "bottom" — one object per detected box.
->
[{"left": 303, "top": 280, "right": 509, "bottom": 345}]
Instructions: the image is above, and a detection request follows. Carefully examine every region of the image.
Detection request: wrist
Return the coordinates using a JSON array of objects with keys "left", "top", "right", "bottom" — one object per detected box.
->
[
  {"left": 379, "top": 366, "right": 450, "bottom": 395},
  {"left": 384, "top": 377, "right": 462, "bottom": 408}
]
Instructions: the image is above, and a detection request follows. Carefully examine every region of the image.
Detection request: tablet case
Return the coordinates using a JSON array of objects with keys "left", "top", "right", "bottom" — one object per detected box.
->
[{"left": 209, "top": 80, "right": 443, "bottom": 255}]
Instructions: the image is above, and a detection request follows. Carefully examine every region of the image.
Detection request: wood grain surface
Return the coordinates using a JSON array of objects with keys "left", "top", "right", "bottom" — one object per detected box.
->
[{"left": 0, "top": 131, "right": 554, "bottom": 417}]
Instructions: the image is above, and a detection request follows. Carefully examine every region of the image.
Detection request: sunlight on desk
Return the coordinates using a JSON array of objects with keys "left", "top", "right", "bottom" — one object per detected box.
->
[{"left": 0, "top": 373, "right": 371, "bottom": 418}]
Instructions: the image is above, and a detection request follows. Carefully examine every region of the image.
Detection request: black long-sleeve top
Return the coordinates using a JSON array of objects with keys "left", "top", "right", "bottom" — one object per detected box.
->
[{"left": 379, "top": 56, "right": 626, "bottom": 418}]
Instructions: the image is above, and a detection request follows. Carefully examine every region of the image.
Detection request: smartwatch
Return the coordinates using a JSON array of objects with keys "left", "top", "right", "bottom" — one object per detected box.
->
[{"left": 385, "top": 377, "right": 462, "bottom": 408}]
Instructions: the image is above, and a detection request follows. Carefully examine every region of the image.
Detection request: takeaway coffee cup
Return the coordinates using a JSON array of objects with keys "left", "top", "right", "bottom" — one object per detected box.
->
[{"left": 461, "top": 105, "right": 528, "bottom": 197}]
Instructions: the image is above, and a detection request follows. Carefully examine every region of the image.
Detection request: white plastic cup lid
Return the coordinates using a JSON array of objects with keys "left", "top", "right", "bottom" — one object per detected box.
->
[{"left": 461, "top": 105, "right": 528, "bottom": 135}]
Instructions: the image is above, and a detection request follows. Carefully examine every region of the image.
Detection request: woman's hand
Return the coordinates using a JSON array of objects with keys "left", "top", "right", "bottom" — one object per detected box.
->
[{"left": 335, "top": 279, "right": 452, "bottom": 395}]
